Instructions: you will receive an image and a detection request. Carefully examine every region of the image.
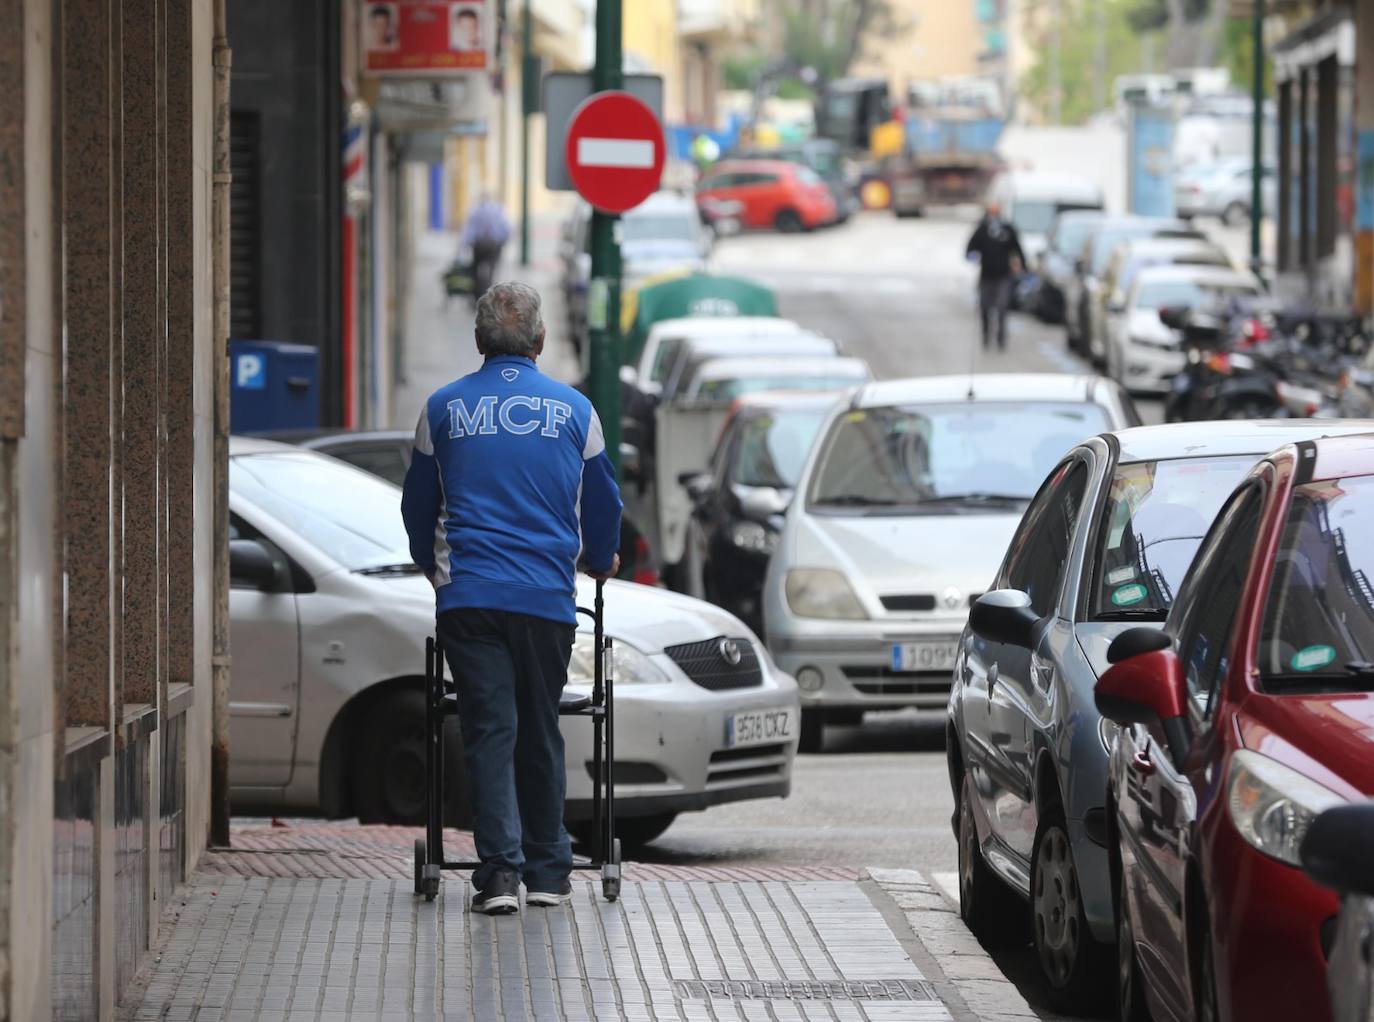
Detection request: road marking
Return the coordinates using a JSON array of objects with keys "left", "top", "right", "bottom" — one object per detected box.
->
[
  {"left": 931, "top": 871, "right": 960, "bottom": 907},
  {"left": 575, "top": 137, "right": 655, "bottom": 169}
]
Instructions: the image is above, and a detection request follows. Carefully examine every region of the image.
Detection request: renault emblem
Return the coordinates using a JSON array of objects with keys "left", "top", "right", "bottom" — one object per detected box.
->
[
  {"left": 718, "top": 639, "right": 743, "bottom": 666},
  {"left": 942, "top": 587, "right": 962, "bottom": 610}
]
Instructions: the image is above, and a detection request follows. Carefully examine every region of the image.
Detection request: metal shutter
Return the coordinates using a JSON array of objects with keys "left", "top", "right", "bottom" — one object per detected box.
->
[{"left": 229, "top": 111, "right": 262, "bottom": 339}]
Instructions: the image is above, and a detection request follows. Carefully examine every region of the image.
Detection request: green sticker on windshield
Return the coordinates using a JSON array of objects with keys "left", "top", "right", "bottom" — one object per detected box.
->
[
  {"left": 1291, "top": 645, "right": 1336, "bottom": 672},
  {"left": 1111, "top": 583, "right": 1148, "bottom": 607}
]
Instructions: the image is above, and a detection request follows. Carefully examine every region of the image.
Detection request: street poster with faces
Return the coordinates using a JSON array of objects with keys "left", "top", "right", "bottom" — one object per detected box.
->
[{"left": 362, "top": 1, "right": 489, "bottom": 77}]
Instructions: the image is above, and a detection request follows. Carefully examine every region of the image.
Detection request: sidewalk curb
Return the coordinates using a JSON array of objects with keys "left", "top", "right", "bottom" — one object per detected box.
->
[{"left": 864, "top": 867, "right": 1041, "bottom": 1022}]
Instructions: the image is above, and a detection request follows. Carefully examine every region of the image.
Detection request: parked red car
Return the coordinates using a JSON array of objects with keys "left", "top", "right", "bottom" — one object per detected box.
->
[
  {"left": 1095, "top": 433, "right": 1374, "bottom": 1022},
  {"left": 695, "top": 159, "right": 837, "bottom": 232}
]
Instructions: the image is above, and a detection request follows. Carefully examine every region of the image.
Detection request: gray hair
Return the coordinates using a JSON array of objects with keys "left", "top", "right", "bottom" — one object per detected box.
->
[{"left": 475, "top": 281, "right": 544, "bottom": 357}]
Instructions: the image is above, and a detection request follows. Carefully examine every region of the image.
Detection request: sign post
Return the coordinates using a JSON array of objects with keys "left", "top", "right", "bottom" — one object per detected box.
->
[{"left": 588, "top": 0, "right": 625, "bottom": 476}]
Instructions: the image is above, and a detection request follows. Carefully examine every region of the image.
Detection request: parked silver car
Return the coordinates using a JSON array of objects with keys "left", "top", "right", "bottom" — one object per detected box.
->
[
  {"left": 1174, "top": 157, "right": 1276, "bottom": 224},
  {"left": 763, "top": 374, "right": 1139, "bottom": 753},
  {"left": 948, "top": 419, "right": 1374, "bottom": 1011},
  {"left": 228, "top": 438, "right": 800, "bottom": 847}
]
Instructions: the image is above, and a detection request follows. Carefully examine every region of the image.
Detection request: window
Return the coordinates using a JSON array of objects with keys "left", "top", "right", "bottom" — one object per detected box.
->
[
  {"left": 328, "top": 444, "right": 409, "bottom": 487},
  {"left": 1003, "top": 461, "right": 1088, "bottom": 616},
  {"left": 1173, "top": 486, "right": 1263, "bottom": 713},
  {"left": 729, "top": 408, "right": 829, "bottom": 489}
]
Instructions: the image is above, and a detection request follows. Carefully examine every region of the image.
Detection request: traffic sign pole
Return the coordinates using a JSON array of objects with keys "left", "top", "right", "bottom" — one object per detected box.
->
[{"left": 589, "top": 0, "right": 623, "bottom": 477}]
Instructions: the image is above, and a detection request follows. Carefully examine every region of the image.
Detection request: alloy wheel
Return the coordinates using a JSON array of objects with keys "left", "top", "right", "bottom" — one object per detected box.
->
[
  {"left": 1033, "top": 825, "right": 1081, "bottom": 987},
  {"left": 958, "top": 783, "right": 977, "bottom": 917}
]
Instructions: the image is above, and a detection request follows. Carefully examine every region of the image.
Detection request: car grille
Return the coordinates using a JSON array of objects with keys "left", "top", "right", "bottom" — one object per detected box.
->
[
  {"left": 663, "top": 636, "right": 763, "bottom": 691},
  {"left": 878, "top": 593, "right": 983, "bottom": 612},
  {"left": 707, "top": 743, "right": 789, "bottom": 786},
  {"left": 841, "top": 665, "right": 953, "bottom": 698}
]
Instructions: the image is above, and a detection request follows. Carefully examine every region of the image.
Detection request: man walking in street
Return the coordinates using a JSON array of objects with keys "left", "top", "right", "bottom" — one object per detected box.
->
[
  {"left": 461, "top": 192, "right": 512, "bottom": 304},
  {"left": 965, "top": 199, "right": 1026, "bottom": 351},
  {"left": 401, "top": 282, "right": 622, "bottom": 914}
]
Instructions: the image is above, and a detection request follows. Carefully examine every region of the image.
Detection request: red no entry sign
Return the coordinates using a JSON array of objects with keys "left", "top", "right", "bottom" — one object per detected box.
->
[{"left": 564, "top": 90, "right": 666, "bottom": 215}]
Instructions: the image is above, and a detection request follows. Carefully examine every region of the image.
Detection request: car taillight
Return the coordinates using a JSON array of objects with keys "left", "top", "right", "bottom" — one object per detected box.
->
[{"left": 1206, "top": 352, "right": 1232, "bottom": 374}]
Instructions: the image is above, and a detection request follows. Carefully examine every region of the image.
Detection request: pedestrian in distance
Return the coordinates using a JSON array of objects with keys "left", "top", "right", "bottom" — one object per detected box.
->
[
  {"left": 401, "top": 282, "right": 623, "bottom": 915},
  {"left": 965, "top": 199, "right": 1026, "bottom": 352},
  {"left": 460, "top": 192, "right": 512, "bottom": 306}
]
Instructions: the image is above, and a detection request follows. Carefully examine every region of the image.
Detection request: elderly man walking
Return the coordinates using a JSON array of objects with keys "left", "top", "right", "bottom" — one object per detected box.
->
[{"left": 401, "top": 282, "right": 623, "bottom": 914}]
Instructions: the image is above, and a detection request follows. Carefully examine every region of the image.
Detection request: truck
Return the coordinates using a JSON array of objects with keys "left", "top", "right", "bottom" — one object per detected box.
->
[{"left": 887, "top": 77, "right": 1005, "bottom": 217}]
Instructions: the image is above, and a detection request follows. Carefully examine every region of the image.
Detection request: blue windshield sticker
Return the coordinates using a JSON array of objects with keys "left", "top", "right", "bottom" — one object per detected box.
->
[
  {"left": 1111, "top": 583, "right": 1148, "bottom": 607},
  {"left": 1291, "top": 645, "right": 1337, "bottom": 672}
]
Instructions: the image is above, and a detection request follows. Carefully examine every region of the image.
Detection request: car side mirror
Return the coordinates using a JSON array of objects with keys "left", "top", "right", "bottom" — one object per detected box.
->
[
  {"left": 739, "top": 487, "right": 790, "bottom": 521},
  {"left": 1095, "top": 630, "right": 1190, "bottom": 761},
  {"left": 969, "top": 589, "right": 1042, "bottom": 649},
  {"left": 230, "top": 538, "right": 281, "bottom": 591},
  {"left": 620, "top": 364, "right": 639, "bottom": 387},
  {"left": 679, "top": 471, "right": 712, "bottom": 503},
  {"left": 1301, "top": 804, "right": 1374, "bottom": 898}
]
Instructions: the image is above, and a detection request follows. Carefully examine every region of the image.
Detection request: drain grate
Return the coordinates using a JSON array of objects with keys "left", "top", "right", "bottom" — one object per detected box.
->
[{"left": 674, "top": 978, "right": 939, "bottom": 1002}]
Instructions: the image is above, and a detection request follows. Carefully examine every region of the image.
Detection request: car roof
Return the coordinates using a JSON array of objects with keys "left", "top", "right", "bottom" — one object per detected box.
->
[
  {"left": 626, "top": 190, "right": 697, "bottom": 216},
  {"left": 1130, "top": 263, "right": 1257, "bottom": 286},
  {"left": 1274, "top": 432, "right": 1374, "bottom": 482},
  {"left": 693, "top": 356, "right": 867, "bottom": 381},
  {"left": 710, "top": 159, "right": 797, "bottom": 174},
  {"left": 680, "top": 333, "right": 836, "bottom": 360},
  {"left": 1001, "top": 173, "right": 1103, "bottom": 202},
  {"left": 1118, "top": 237, "right": 1226, "bottom": 260},
  {"left": 646, "top": 316, "right": 801, "bottom": 340},
  {"left": 230, "top": 435, "right": 303, "bottom": 456},
  {"left": 729, "top": 390, "right": 849, "bottom": 413},
  {"left": 1111, "top": 421, "right": 1374, "bottom": 465},
  {"left": 303, "top": 430, "right": 412, "bottom": 448},
  {"left": 851, "top": 373, "right": 1109, "bottom": 408}
]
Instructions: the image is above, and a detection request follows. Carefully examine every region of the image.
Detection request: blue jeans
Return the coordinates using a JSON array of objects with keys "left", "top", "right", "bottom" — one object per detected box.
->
[{"left": 437, "top": 608, "right": 575, "bottom": 892}]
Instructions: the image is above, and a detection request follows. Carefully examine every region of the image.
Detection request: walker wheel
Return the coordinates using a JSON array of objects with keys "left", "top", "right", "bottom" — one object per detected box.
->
[
  {"left": 413, "top": 839, "right": 425, "bottom": 896},
  {"left": 602, "top": 876, "right": 620, "bottom": 902},
  {"left": 422, "top": 862, "right": 442, "bottom": 903}
]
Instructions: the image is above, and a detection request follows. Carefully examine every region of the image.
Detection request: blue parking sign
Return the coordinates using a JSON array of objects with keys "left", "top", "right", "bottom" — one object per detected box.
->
[{"left": 235, "top": 352, "right": 265, "bottom": 391}]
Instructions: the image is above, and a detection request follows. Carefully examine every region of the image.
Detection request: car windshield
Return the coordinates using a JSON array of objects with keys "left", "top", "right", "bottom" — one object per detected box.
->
[
  {"left": 1053, "top": 215, "right": 1103, "bottom": 258},
  {"left": 695, "top": 374, "right": 857, "bottom": 403},
  {"left": 1091, "top": 225, "right": 1179, "bottom": 274},
  {"left": 807, "top": 401, "right": 1111, "bottom": 513},
  {"left": 795, "top": 166, "right": 823, "bottom": 186},
  {"left": 1090, "top": 456, "right": 1255, "bottom": 619},
  {"left": 231, "top": 451, "right": 412, "bottom": 571},
  {"left": 621, "top": 214, "right": 698, "bottom": 244},
  {"left": 1012, "top": 201, "right": 1058, "bottom": 234},
  {"left": 1133, "top": 278, "right": 1256, "bottom": 311},
  {"left": 732, "top": 408, "right": 830, "bottom": 488},
  {"left": 1259, "top": 475, "right": 1374, "bottom": 690}
]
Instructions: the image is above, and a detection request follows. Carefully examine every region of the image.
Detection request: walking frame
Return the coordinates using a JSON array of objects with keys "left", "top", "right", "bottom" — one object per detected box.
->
[{"left": 413, "top": 579, "right": 623, "bottom": 902}]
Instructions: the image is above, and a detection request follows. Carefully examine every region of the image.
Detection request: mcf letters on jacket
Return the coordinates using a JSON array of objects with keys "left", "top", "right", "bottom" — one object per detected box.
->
[{"left": 401, "top": 355, "right": 623, "bottom": 625}]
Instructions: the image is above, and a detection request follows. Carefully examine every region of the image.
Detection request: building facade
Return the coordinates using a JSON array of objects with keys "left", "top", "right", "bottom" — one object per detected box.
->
[{"left": 1, "top": 0, "right": 223, "bottom": 1018}]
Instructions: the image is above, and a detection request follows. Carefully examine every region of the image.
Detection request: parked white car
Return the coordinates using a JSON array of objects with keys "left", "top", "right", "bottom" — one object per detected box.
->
[
  {"left": 761, "top": 374, "right": 1139, "bottom": 751},
  {"left": 1105, "top": 263, "right": 1262, "bottom": 394},
  {"left": 626, "top": 316, "right": 812, "bottom": 401},
  {"left": 228, "top": 438, "right": 800, "bottom": 847}
]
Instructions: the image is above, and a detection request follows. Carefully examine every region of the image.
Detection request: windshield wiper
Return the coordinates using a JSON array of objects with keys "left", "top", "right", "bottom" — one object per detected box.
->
[
  {"left": 1095, "top": 608, "right": 1167, "bottom": 621},
  {"left": 356, "top": 563, "right": 423, "bottom": 578},
  {"left": 816, "top": 494, "right": 903, "bottom": 506},
  {"left": 919, "top": 492, "right": 1029, "bottom": 505},
  {"left": 1261, "top": 662, "right": 1374, "bottom": 693}
]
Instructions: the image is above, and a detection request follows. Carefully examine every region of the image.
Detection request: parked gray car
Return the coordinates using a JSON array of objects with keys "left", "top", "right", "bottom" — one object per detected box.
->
[{"left": 947, "top": 419, "right": 1374, "bottom": 1011}]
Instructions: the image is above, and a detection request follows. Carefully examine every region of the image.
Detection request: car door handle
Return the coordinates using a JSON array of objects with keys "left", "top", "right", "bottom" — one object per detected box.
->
[
  {"left": 1131, "top": 750, "right": 1156, "bottom": 777},
  {"left": 987, "top": 662, "right": 999, "bottom": 690}
]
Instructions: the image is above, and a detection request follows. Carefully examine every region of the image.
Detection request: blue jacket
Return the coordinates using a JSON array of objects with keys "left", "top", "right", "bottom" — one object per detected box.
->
[{"left": 401, "top": 355, "right": 623, "bottom": 625}]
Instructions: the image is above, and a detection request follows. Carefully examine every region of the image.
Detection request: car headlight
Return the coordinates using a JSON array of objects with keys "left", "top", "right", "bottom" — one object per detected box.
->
[
  {"left": 785, "top": 568, "right": 867, "bottom": 620},
  {"left": 1227, "top": 749, "right": 1346, "bottom": 867},
  {"left": 567, "top": 634, "right": 670, "bottom": 686},
  {"left": 730, "top": 520, "right": 777, "bottom": 554}
]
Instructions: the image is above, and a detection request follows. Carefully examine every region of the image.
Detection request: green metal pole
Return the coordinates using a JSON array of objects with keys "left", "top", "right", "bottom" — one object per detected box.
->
[
  {"left": 588, "top": 0, "right": 623, "bottom": 475},
  {"left": 519, "top": 1, "right": 532, "bottom": 266},
  {"left": 1251, "top": 0, "right": 1265, "bottom": 275}
]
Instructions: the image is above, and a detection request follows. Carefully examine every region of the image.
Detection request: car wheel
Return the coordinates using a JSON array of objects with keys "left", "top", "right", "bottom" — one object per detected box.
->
[
  {"left": 774, "top": 209, "right": 803, "bottom": 233},
  {"left": 798, "top": 709, "right": 825, "bottom": 753},
  {"left": 570, "top": 812, "right": 677, "bottom": 851},
  {"left": 354, "top": 689, "right": 472, "bottom": 827},
  {"left": 1116, "top": 863, "right": 1151, "bottom": 1022},
  {"left": 1031, "top": 807, "right": 1111, "bottom": 1011},
  {"left": 958, "top": 773, "right": 1024, "bottom": 946},
  {"left": 1221, "top": 201, "right": 1248, "bottom": 227}
]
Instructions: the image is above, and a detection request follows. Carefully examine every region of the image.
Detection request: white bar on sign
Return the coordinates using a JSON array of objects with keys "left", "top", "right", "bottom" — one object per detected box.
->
[{"left": 576, "top": 137, "right": 655, "bottom": 169}]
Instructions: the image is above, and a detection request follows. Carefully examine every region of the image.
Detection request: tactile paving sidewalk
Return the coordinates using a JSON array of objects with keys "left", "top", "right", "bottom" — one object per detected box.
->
[
  {"left": 204, "top": 823, "right": 863, "bottom": 883},
  {"left": 121, "top": 874, "right": 954, "bottom": 1022}
]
